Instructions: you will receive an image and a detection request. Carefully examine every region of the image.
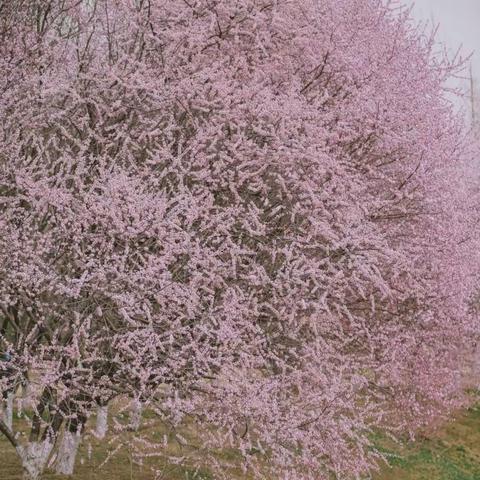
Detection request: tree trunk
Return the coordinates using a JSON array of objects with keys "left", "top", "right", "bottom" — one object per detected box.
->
[
  {"left": 95, "top": 404, "right": 108, "bottom": 439},
  {"left": 17, "top": 440, "right": 53, "bottom": 480},
  {"left": 2, "top": 391, "right": 14, "bottom": 430},
  {"left": 130, "top": 398, "right": 143, "bottom": 431},
  {"left": 53, "top": 430, "right": 81, "bottom": 475}
]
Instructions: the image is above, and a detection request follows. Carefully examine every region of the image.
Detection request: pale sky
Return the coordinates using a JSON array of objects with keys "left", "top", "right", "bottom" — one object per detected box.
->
[{"left": 410, "top": 0, "right": 480, "bottom": 81}]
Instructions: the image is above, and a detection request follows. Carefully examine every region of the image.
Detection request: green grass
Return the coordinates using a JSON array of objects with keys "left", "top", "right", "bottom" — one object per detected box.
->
[
  {"left": 373, "top": 402, "right": 480, "bottom": 480},
  {"left": 3, "top": 402, "right": 480, "bottom": 479}
]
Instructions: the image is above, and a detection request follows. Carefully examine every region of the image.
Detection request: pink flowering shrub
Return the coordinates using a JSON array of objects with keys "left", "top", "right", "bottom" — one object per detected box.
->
[{"left": 0, "top": 1, "right": 478, "bottom": 479}]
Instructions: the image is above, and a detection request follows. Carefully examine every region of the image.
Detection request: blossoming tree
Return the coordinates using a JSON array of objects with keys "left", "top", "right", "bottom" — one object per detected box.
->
[{"left": 0, "top": 1, "right": 478, "bottom": 479}]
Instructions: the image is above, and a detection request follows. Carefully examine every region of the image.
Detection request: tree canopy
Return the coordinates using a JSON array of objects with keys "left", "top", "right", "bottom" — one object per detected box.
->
[{"left": 0, "top": 1, "right": 479, "bottom": 479}]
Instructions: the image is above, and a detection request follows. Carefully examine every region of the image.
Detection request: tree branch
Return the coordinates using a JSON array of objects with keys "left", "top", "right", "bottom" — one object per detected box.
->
[{"left": 0, "top": 417, "right": 17, "bottom": 448}]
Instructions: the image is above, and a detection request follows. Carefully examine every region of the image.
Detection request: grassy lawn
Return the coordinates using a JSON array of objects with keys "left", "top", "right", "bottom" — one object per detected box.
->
[
  {"left": 373, "top": 402, "right": 480, "bottom": 480},
  {"left": 2, "top": 401, "right": 480, "bottom": 479}
]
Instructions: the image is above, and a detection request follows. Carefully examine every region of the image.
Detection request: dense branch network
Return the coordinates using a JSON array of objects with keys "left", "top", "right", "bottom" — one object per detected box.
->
[{"left": 0, "top": 1, "right": 478, "bottom": 479}]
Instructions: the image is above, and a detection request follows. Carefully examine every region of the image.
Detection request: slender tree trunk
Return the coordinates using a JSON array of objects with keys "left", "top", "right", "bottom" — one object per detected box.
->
[
  {"left": 95, "top": 404, "right": 108, "bottom": 439},
  {"left": 2, "top": 391, "right": 14, "bottom": 430},
  {"left": 130, "top": 398, "right": 143, "bottom": 431}
]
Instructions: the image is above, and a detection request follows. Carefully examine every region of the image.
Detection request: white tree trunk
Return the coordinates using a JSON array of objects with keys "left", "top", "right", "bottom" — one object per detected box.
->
[
  {"left": 95, "top": 405, "right": 109, "bottom": 439},
  {"left": 17, "top": 440, "right": 53, "bottom": 480},
  {"left": 2, "top": 392, "right": 14, "bottom": 430},
  {"left": 130, "top": 398, "right": 143, "bottom": 431},
  {"left": 53, "top": 430, "right": 81, "bottom": 475}
]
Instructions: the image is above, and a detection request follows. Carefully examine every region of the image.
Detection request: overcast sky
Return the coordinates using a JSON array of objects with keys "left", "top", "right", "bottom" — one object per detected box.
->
[{"left": 410, "top": 0, "right": 480, "bottom": 81}]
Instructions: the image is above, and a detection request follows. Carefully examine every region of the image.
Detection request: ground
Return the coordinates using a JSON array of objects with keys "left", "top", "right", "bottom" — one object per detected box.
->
[
  {"left": 374, "top": 401, "right": 480, "bottom": 480},
  {"left": 2, "top": 399, "right": 480, "bottom": 479}
]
